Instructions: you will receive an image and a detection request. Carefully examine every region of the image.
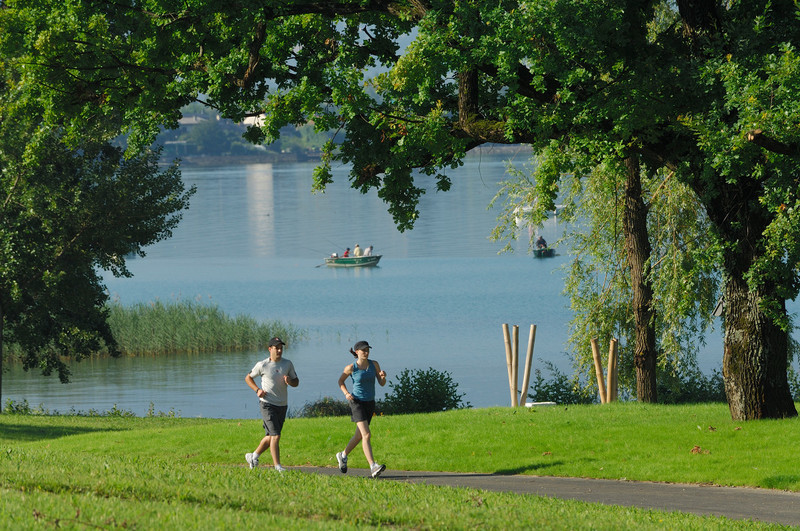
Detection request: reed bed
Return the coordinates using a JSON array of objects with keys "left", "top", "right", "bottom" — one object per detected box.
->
[{"left": 106, "top": 299, "right": 304, "bottom": 356}]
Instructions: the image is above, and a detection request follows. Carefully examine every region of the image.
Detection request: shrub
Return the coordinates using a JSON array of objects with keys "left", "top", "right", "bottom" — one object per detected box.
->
[
  {"left": 657, "top": 366, "right": 726, "bottom": 404},
  {"left": 1, "top": 399, "right": 136, "bottom": 417},
  {"left": 528, "top": 361, "right": 596, "bottom": 405},
  {"left": 788, "top": 362, "right": 800, "bottom": 401},
  {"left": 2, "top": 399, "right": 43, "bottom": 415},
  {"left": 379, "top": 367, "right": 470, "bottom": 415},
  {"left": 297, "top": 397, "right": 351, "bottom": 418},
  {"left": 528, "top": 361, "right": 727, "bottom": 405}
]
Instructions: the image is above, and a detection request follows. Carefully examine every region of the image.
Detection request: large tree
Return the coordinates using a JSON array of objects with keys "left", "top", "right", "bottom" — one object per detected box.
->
[
  {"left": 3, "top": 0, "right": 800, "bottom": 419},
  {"left": 0, "top": 51, "right": 195, "bottom": 406}
]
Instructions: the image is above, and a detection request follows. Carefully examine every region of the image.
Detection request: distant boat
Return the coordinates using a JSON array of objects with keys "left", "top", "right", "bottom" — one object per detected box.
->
[
  {"left": 324, "top": 255, "right": 382, "bottom": 268},
  {"left": 533, "top": 248, "right": 555, "bottom": 258}
]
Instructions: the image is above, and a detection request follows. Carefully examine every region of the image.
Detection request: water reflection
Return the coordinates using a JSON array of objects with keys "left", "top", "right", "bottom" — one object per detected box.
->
[{"left": 245, "top": 164, "right": 275, "bottom": 257}]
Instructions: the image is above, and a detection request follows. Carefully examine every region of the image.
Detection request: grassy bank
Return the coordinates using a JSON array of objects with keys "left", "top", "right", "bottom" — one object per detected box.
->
[{"left": 1, "top": 403, "right": 797, "bottom": 529}]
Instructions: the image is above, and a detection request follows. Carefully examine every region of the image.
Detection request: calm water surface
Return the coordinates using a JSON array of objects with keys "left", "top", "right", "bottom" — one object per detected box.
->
[{"left": 4, "top": 149, "right": 728, "bottom": 417}]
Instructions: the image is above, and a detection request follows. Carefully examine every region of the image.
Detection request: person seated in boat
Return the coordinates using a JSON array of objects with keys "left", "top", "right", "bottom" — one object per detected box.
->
[
  {"left": 331, "top": 252, "right": 339, "bottom": 259},
  {"left": 353, "top": 244, "right": 363, "bottom": 257},
  {"left": 343, "top": 248, "right": 350, "bottom": 257},
  {"left": 536, "top": 236, "right": 547, "bottom": 249},
  {"left": 364, "top": 245, "right": 373, "bottom": 256}
]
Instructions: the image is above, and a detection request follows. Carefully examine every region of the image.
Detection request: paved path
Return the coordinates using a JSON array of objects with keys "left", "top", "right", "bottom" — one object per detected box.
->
[{"left": 294, "top": 466, "right": 800, "bottom": 527}]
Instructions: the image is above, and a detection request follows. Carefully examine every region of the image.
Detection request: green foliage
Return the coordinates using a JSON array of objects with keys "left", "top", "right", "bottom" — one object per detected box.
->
[
  {"left": 3, "top": 299, "right": 305, "bottom": 359},
  {"left": 103, "top": 298, "right": 305, "bottom": 356},
  {"left": 6, "top": 0, "right": 800, "bottom": 417},
  {"left": 2, "top": 398, "right": 136, "bottom": 417},
  {"left": 529, "top": 362, "right": 597, "bottom": 405},
  {"left": 496, "top": 150, "right": 722, "bottom": 402},
  {"left": 1, "top": 399, "right": 46, "bottom": 415},
  {"left": 379, "top": 367, "right": 470, "bottom": 414},
  {"left": 296, "top": 397, "right": 350, "bottom": 418},
  {"left": 559, "top": 160, "right": 721, "bottom": 398},
  {"left": 529, "top": 361, "right": 730, "bottom": 406},
  {"left": 788, "top": 363, "right": 800, "bottom": 401},
  {"left": 657, "top": 368, "right": 726, "bottom": 405},
  {"left": 0, "top": 133, "right": 195, "bottom": 382}
]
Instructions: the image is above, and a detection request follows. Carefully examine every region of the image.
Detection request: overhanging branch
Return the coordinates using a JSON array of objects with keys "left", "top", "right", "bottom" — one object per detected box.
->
[{"left": 747, "top": 129, "right": 800, "bottom": 158}]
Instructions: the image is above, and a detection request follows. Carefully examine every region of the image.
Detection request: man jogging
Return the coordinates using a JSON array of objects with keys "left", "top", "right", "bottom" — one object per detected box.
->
[{"left": 245, "top": 337, "right": 299, "bottom": 472}]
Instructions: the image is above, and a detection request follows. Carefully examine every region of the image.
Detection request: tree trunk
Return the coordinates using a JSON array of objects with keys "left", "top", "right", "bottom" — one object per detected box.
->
[
  {"left": 699, "top": 175, "right": 798, "bottom": 420},
  {"left": 458, "top": 69, "right": 479, "bottom": 129},
  {"left": 0, "top": 300, "right": 3, "bottom": 413},
  {"left": 623, "top": 156, "right": 658, "bottom": 402},
  {"left": 722, "top": 274, "right": 797, "bottom": 420}
]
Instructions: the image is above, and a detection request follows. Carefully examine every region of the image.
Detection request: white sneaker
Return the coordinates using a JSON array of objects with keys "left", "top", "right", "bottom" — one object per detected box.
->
[
  {"left": 274, "top": 464, "right": 286, "bottom": 473},
  {"left": 370, "top": 462, "right": 386, "bottom": 478},
  {"left": 245, "top": 452, "right": 258, "bottom": 469},
  {"left": 336, "top": 451, "right": 348, "bottom": 473}
]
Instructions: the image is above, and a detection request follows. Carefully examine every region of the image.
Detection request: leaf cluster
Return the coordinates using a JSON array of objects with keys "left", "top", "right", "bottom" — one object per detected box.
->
[{"left": 0, "top": 47, "right": 195, "bottom": 380}]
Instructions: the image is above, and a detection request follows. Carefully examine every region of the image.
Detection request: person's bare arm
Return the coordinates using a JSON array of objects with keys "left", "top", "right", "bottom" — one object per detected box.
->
[{"left": 246, "top": 373, "right": 265, "bottom": 398}]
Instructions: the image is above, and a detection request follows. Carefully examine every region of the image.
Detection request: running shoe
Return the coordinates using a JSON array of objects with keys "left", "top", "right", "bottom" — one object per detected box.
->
[
  {"left": 245, "top": 452, "right": 258, "bottom": 469},
  {"left": 370, "top": 462, "right": 386, "bottom": 478},
  {"left": 336, "top": 451, "right": 348, "bottom": 473}
]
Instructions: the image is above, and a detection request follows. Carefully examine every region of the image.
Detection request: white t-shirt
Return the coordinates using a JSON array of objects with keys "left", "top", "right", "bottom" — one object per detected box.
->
[{"left": 249, "top": 357, "right": 297, "bottom": 406}]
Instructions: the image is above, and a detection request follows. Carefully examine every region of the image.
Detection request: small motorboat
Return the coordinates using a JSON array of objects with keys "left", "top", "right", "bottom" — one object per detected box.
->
[{"left": 324, "top": 255, "right": 382, "bottom": 268}]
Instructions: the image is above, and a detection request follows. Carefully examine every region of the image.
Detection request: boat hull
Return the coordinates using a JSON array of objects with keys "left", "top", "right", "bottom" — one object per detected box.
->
[
  {"left": 324, "top": 255, "right": 382, "bottom": 268},
  {"left": 533, "top": 248, "right": 555, "bottom": 258}
]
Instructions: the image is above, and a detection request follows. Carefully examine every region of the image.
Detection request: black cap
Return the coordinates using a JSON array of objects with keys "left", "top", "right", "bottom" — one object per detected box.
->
[
  {"left": 353, "top": 340, "right": 371, "bottom": 351},
  {"left": 268, "top": 337, "right": 285, "bottom": 348}
]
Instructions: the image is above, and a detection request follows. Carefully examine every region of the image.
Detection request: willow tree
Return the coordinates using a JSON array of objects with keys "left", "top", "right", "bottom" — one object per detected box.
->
[
  {"left": 493, "top": 146, "right": 721, "bottom": 402},
  {"left": 3, "top": 0, "right": 800, "bottom": 419}
]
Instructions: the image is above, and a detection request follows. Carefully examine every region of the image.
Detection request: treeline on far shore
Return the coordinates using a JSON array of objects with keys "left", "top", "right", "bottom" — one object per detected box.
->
[{"left": 4, "top": 299, "right": 305, "bottom": 360}]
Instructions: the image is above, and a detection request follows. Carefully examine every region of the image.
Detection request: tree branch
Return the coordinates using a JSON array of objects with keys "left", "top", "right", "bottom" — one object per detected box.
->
[{"left": 746, "top": 129, "right": 800, "bottom": 158}]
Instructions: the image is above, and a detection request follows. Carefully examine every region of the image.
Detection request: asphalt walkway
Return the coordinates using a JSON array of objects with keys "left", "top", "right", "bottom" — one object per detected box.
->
[{"left": 295, "top": 466, "right": 800, "bottom": 527}]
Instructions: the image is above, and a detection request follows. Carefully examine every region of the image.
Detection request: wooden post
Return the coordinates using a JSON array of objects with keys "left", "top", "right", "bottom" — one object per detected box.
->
[
  {"left": 502, "top": 324, "right": 515, "bottom": 406},
  {"left": 607, "top": 338, "right": 619, "bottom": 402},
  {"left": 591, "top": 337, "right": 607, "bottom": 404},
  {"left": 511, "top": 325, "right": 519, "bottom": 407},
  {"left": 519, "top": 324, "right": 537, "bottom": 406}
]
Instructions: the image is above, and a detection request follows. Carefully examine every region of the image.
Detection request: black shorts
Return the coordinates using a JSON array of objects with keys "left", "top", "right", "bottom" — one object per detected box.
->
[
  {"left": 259, "top": 402, "right": 288, "bottom": 436},
  {"left": 349, "top": 398, "right": 375, "bottom": 423}
]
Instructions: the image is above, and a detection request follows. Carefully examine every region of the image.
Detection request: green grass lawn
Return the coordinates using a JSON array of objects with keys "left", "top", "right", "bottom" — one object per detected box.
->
[{"left": 1, "top": 403, "right": 797, "bottom": 529}]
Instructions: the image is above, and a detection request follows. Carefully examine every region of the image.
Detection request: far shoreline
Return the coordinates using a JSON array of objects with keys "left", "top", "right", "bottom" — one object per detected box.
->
[{"left": 164, "top": 144, "right": 533, "bottom": 168}]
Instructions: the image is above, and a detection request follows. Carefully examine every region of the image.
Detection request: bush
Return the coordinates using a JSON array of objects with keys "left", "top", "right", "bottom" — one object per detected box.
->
[
  {"left": 788, "top": 363, "right": 800, "bottom": 401},
  {"left": 528, "top": 361, "right": 727, "bottom": 405},
  {"left": 379, "top": 367, "right": 470, "bottom": 415},
  {"left": 528, "top": 361, "right": 596, "bottom": 405},
  {"left": 657, "top": 367, "right": 726, "bottom": 404},
  {"left": 2, "top": 399, "right": 136, "bottom": 417},
  {"left": 297, "top": 397, "right": 351, "bottom": 418}
]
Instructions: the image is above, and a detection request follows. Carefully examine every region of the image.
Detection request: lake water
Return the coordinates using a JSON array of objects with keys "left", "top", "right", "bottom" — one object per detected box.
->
[{"left": 3, "top": 148, "right": 727, "bottom": 417}]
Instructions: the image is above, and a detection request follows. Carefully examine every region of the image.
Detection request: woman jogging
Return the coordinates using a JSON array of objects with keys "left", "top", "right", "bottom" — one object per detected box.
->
[{"left": 336, "top": 340, "right": 387, "bottom": 478}]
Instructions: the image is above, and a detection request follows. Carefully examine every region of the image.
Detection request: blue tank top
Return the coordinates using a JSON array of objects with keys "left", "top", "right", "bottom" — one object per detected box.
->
[{"left": 351, "top": 360, "right": 376, "bottom": 401}]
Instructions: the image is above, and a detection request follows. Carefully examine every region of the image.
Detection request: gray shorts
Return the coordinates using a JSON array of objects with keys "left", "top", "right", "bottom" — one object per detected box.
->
[
  {"left": 349, "top": 399, "right": 375, "bottom": 423},
  {"left": 259, "top": 402, "right": 288, "bottom": 436}
]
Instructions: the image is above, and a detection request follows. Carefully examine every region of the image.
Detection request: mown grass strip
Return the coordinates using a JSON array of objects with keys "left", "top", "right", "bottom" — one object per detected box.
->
[
  {"left": 0, "top": 455, "right": 783, "bottom": 530},
  {"left": 1, "top": 404, "right": 799, "bottom": 528}
]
